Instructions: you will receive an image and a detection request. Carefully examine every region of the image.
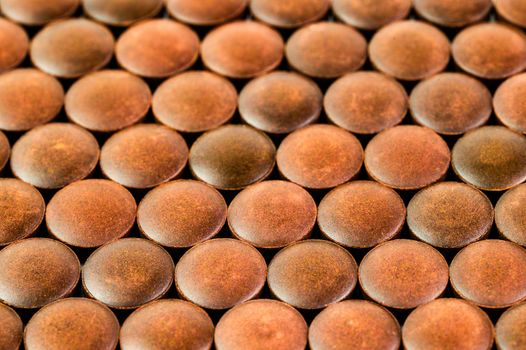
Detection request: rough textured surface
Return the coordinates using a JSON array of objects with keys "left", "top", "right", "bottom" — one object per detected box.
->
[
  {"left": 494, "top": 73, "right": 526, "bottom": 134},
  {"left": 82, "top": 238, "right": 174, "bottom": 309},
  {"left": 268, "top": 240, "right": 357, "bottom": 309},
  {"left": 403, "top": 298, "right": 494, "bottom": 350},
  {"left": 228, "top": 180, "right": 316, "bottom": 248},
  {"left": 407, "top": 181, "right": 493, "bottom": 248},
  {"left": 450, "top": 240, "right": 526, "bottom": 308},
  {"left": 318, "top": 180, "right": 406, "bottom": 248},
  {"left": 24, "top": 298, "right": 119, "bottom": 350},
  {"left": 120, "top": 299, "right": 214, "bottom": 350},
  {"left": 359, "top": 239, "right": 449, "bottom": 309},
  {"left": 496, "top": 184, "right": 526, "bottom": 246},
  {"left": 215, "top": 299, "right": 308, "bottom": 350},
  {"left": 175, "top": 238, "right": 267, "bottom": 309}
]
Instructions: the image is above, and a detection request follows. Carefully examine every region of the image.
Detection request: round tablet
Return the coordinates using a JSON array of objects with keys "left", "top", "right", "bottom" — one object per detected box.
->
[
  {"left": 332, "top": 0, "right": 411, "bottom": 30},
  {"left": 137, "top": 180, "right": 227, "bottom": 248},
  {"left": 250, "top": 0, "right": 329, "bottom": 28},
  {"left": 451, "top": 240, "right": 526, "bottom": 308},
  {"left": 403, "top": 298, "right": 494, "bottom": 350},
  {"left": 324, "top": 71, "right": 407, "bottom": 134},
  {"left": 364, "top": 125, "right": 450, "bottom": 190},
  {"left": 318, "top": 180, "right": 406, "bottom": 248},
  {"left": 410, "top": 73, "right": 491, "bottom": 135},
  {"left": 120, "top": 299, "right": 214, "bottom": 350},
  {"left": 369, "top": 20, "right": 450, "bottom": 81},
  {"left": 215, "top": 299, "right": 308, "bottom": 350},
  {"left": 0, "top": 179, "right": 45, "bottom": 246},
  {"left": 496, "top": 184, "right": 526, "bottom": 246},
  {"left": 239, "top": 71, "right": 322, "bottom": 134},
  {"left": 496, "top": 302, "right": 526, "bottom": 350},
  {"left": 10, "top": 123, "right": 99, "bottom": 189},
  {"left": 494, "top": 73, "right": 526, "bottom": 134},
  {"left": 46, "top": 180, "right": 136, "bottom": 248},
  {"left": 359, "top": 239, "right": 449, "bottom": 309},
  {"left": 0, "top": 19, "right": 28, "bottom": 72},
  {"left": 0, "top": 130, "right": 9, "bottom": 171},
  {"left": 0, "top": 69, "right": 64, "bottom": 132},
  {"left": 152, "top": 71, "right": 237, "bottom": 133},
  {"left": 451, "top": 126, "right": 526, "bottom": 191},
  {"left": 452, "top": 22, "right": 526, "bottom": 79},
  {"left": 100, "top": 124, "right": 188, "bottom": 189},
  {"left": 0, "top": 238, "right": 80, "bottom": 309},
  {"left": 276, "top": 124, "right": 363, "bottom": 190},
  {"left": 175, "top": 238, "right": 267, "bottom": 310},
  {"left": 0, "top": 303, "right": 22, "bottom": 350},
  {"left": 493, "top": 0, "right": 526, "bottom": 28},
  {"left": 189, "top": 125, "right": 275, "bottom": 190},
  {"left": 166, "top": 0, "right": 248, "bottom": 26},
  {"left": 268, "top": 240, "right": 358, "bottom": 309},
  {"left": 30, "top": 19, "right": 114, "bottom": 78},
  {"left": 83, "top": 0, "right": 163, "bottom": 26},
  {"left": 116, "top": 19, "right": 199, "bottom": 78},
  {"left": 201, "top": 21, "right": 284, "bottom": 78},
  {"left": 285, "top": 22, "right": 366, "bottom": 78},
  {"left": 309, "top": 300, "right": 401, "bottom": 350},
  {"left": 414, "top": 0, "right": 491, "bottom": 27},
  {"left": 0, "top": 0, "right": 79, "bottom": 25},
  {"left": 407, "top": 182, "right": 493, "bottom": 248},
  {"left": 82, "top": 238, "right": 174, "bottom": 309},
  {"left": 65, "top": 70, "right": 151, "bottom": 132},
  {"left": 228, "top": 180, "right": 316, "bottom": 248},
  {"left": 24, "top": 298, "right": 119, "bottom": 350}
]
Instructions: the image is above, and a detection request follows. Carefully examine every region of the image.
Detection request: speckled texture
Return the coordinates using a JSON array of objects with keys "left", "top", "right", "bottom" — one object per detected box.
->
[
  {"left": 364, "top": 125, "right": 450, "bottom": 190},
  {"left": 201, "top": 21, "right": 283, "bottom": 78},
  {"left": 268, "top": 239, "right": 357, "bottom": 309},
  {"left": 0, "top": 303, "right": 22, "bottom": 350},
  {"left": 215, "top": 299, "right": 307, "bottom": 350},
  {"left": 115, "top": 19, "right": 199, "bottom": 78},
  {"left": 309, "top": 300, "right": 401, "bottom": 350},
  {"left": 285, "top": 22, "right": 366, "bottom": 78},
  {"left": 65, "top": 69, "right": 151, "bottom": 132},
  {"left": 10, "top": 123, "right": 100, "bottom": 189},
  {"left": 46, "top": 179, "right": 137, "bottom": 248},
  {"left": 239, "top": 71, "right": 322, "bottom": 134},
  {"left": 451, "top": 126, "right": 526, "bottom": 191},
  {"left": 138, "top": 180, "right": 227, "bottom": 248},
  {"left": 175, "top": 238, "right": 267, "bottom": 309},
  {"left": 496, "top": 302, "right": 526, "bottom": 350},
  {"left": 495, "top": 184, "right": 526, "bottom": 246},
  {"left": 410, "top": 73, "right": 492, "bottom": 135},
  {"left": 30, "top": 18, "right": 114, "bottom": 78},
  {"left": 24, "top": 298, "right": 119, "bottom": 350},
  {"left": 450, "top": 240, "right": 526, "bottom": 308},
  {"left": 82, "top": 238, "right": 174, "bottom": 309},
  {"left": 0, "top": 238, "right": 80, "bottom": 309},
  {"left": 407, "top": 182, "right": 493, "bottom": 248},
  {"left": 100, "top": 124, "right": 188, "bottom": 189},
  {"left": 189, "top": 125, "right": 275, "bottom": 190},
  {"left": 120, "top": 299, "right": 214, "bottom": 350},
  {"left": 277, "top": 124, "right": 363, "bottom": 190},
  {"left": 153, "top": 71, "right": 237, "bottom": 133},
  {"left": 0, "top": 69, "right": 64, "bottom": 131},
  {"left": 324, "top": 71, "right": 407, "bottom": 134},
  {"left": 0, "top": 178, "right": 45, "bottom": 246},
  {"left": 369, "top": 20, "right": 450, "bottom": 81},
  {"left": 359, "top": 239, "right": 449, "bottom": 309},
  {"left": 494, "top": 73, "right": 526, "bottom": 134},
  {"left": 228, "top": 180, "right": 316, "bottom": 248},
  {"left": 318, "top": 180, "right": 406, "bottom": 248},
  {"left": 403, "top": 298, "right": 494, "bottom": 350},
  {"left": 452, "top": 23, "right": 526, "bottom": 79}
]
